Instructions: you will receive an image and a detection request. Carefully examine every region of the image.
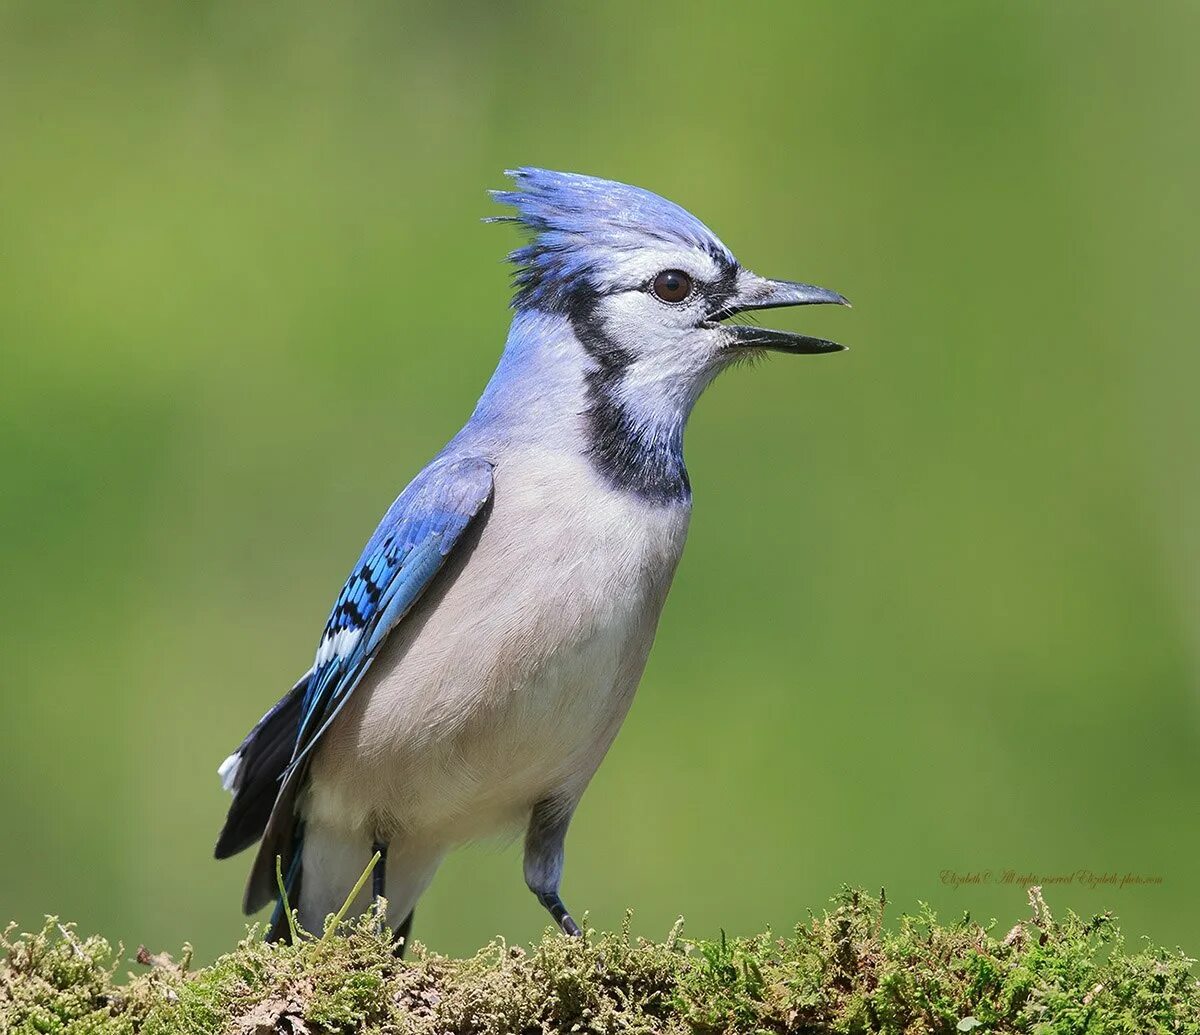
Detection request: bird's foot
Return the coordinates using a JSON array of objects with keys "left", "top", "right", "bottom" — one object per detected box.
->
[{"left": 537, "top": 891, "right": 582, "bottom": 937}]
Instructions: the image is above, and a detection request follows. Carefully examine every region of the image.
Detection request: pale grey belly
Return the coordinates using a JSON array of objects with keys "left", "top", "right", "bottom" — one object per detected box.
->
[{"left": 305, "top": 469, "right": 685, "bottom": 845}]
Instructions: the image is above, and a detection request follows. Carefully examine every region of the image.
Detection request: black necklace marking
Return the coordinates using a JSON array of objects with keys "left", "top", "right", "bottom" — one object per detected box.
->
[{"left": 563, "top": 287, "right": 691, "bottom": 506}]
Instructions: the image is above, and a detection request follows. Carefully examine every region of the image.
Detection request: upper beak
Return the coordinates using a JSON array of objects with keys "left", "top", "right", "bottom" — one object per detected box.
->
[{"left": 713, "top": 273, "right": 851, "bottom": 354}]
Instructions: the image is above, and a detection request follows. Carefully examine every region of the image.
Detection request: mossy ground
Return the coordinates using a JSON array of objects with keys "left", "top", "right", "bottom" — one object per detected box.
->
[{"left": 3, "top": 887, "right": 1197, "bottom": 1034}]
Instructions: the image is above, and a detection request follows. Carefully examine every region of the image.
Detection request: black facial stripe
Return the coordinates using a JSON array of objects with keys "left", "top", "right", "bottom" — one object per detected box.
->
[
  {"left": 563, "top": 286, "right": 691, "bottom": 506},
  {"left": 702, "top": 261, "right": 740, "bottom": 316}
]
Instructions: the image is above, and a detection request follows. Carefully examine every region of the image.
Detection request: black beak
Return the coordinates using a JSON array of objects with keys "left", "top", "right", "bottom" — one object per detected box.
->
[{"left": 714, "top": 274, "right": 851, "bottom": 354}]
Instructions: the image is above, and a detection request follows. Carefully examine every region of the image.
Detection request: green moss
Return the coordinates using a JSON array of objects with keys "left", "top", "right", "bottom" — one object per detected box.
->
[{"left": 3, "top": 888, "right": 1197, "bottom": 1034}]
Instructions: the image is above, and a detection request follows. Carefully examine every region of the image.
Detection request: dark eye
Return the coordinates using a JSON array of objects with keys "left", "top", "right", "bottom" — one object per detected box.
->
[{"left": 651, "top": 269, "right": 693, "bottom": 304}]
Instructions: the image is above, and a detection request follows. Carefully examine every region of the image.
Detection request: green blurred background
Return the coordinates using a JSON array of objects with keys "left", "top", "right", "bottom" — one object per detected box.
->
[{"left": 2, "top": 2, "right": 1198, "bottom": 961}]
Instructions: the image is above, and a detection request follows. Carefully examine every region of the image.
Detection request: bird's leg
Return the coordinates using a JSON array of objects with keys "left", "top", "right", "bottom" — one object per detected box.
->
[
  {"left": 524, "top": 799, "right": 582, "bottom": 938},
  {"left": 537, "top": 890, "right": 582, "bottom": 938},
  {"left": 371, "top": 840, "right": 388, "bottom": 935}
]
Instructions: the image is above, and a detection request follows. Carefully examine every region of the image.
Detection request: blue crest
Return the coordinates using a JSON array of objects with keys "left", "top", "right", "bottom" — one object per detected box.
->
[{"left": 489, "top": 168, "right": 734, "bottom": 311}]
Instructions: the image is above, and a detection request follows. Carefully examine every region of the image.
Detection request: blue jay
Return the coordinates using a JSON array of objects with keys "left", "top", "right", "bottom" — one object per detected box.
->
[{"left": 215, "top": 169, "right": 849, "bottom": 947}]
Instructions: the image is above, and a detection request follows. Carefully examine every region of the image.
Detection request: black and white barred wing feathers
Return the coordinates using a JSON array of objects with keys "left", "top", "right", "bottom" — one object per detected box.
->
[
  {"left": 214, "top": 454, "right": 494, "bottom": 875},
  {"left": 292, "top": 455, "right": 494, "bottom": 773}
]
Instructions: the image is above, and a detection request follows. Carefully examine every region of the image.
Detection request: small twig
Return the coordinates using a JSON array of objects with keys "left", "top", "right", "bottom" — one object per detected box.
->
[
  {"left": 57, "top": 923, "right": 87, "bottom": 960},
  {"left": 275, "top": 856, "right": 302, "bottom": 945},
  {"left": 322, "top": 851, "right": 381, "bottom": 944}
]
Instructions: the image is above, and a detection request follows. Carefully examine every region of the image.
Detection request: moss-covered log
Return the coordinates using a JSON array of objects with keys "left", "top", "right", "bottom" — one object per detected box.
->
[{"left": 3, "top": 888, "right": 1197, "bottom": 1033}]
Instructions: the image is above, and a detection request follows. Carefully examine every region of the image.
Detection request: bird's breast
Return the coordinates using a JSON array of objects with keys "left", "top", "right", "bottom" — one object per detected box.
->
[{"left": 308, "top": 446, "right": 690, "bottom": 839}]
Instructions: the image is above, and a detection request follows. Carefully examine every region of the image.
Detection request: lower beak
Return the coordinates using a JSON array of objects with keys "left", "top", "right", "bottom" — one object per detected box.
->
[
  {"left": 714, "top": 274, "right": 851, "bottom": 354},
  {"left": 722, "top": 323, "right": 847, "bottom": 354}
]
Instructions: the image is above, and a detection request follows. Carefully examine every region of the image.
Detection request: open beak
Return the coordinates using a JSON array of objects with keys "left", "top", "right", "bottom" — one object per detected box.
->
[{"left": 712, "top": 272, "right": 851, "bottom": 354}]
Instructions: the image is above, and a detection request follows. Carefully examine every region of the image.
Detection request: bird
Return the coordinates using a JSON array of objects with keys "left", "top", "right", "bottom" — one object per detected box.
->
[{"left": 214, "top": 168, "right": 849, "bottom": 949}]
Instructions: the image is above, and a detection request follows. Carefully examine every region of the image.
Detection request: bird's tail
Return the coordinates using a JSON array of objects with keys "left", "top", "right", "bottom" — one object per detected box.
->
[
  {"left": 264, "top": 818, "right": 305, "bottom": 942},
  {"left": 214, "top": 670, "right": 311, "bottom": 860},
  {"left": 244, "top": 770, "right": 304, "bottom": 923}
]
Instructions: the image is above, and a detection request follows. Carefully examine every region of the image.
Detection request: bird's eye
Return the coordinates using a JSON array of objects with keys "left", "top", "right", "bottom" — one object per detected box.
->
[{"left": 651, "top": 269, "right": 693, "bottom": 304}]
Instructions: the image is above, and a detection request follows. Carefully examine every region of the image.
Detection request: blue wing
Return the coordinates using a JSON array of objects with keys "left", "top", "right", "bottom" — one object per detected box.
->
[{"left": 287, "top": 454, "right": 494, "bottom": 776}]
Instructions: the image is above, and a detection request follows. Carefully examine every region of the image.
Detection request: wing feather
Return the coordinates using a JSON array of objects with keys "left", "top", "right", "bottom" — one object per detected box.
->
[
  {"left": 288, "top": 454, "right": 494, "bottom": 776},
  {"left": 240, "top": 453, "right": 494, "bottom": 914}
]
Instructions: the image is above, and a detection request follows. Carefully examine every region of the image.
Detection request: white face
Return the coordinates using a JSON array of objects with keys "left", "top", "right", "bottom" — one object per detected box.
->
[{"left": 588, "top": 244, "right": 738, "bottom": 419}]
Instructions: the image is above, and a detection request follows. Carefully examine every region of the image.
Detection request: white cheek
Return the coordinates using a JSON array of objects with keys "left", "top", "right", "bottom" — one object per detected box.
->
[
  {"left": 606, "top": 291, "right": 698, "bottom": 335},
  {"left": 596, "top": 294, "right": 724, "bottom": 409},
  {"left": 599, "top": 293, "right": 698, "bottom": 355},
  {"left": 621, "top": 348, "right": 722, "bottom": 411}
]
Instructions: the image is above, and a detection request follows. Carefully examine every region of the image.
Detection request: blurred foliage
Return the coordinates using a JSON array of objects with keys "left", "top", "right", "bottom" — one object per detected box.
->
[{"left": 1, "top": 2, "right": 1198, "bottom": 962}]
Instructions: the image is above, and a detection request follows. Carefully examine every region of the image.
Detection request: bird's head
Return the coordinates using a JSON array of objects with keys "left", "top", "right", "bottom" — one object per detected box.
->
[{"left": 490, "top": 168, "right": 849, "bottom": 411}]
